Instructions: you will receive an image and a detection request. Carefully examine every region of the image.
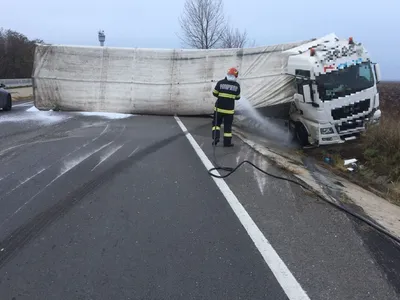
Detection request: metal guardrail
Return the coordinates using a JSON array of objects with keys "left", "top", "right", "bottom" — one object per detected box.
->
[{"left": 0, "top": 78, "right": 33, "bottom": 88}]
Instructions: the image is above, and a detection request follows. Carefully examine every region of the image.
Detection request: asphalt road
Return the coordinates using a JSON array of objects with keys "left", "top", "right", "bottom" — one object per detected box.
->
[{"left": 0, "top": 101, "right": 399, "bottom": 299}]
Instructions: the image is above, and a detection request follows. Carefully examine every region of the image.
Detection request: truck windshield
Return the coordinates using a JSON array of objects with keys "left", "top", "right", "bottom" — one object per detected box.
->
[{"left": 316, "top": 62, "right": 374, "bottom": 101}]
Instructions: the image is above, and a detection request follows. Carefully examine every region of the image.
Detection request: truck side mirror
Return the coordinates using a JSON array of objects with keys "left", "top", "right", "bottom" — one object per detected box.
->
[
  {"left": 302, "top": 84, "right": 312, "bottom": 103},
  {"left": 374, "top": 63, "right": 381, "bottom": 83}
]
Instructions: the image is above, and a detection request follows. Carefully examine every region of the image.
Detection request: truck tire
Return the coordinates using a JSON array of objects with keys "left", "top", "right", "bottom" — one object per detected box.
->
[
  {"left": 295, "top": 122, "right": 309, "bottom": 147},
  {"left": 3, "top": 94, "right": 12, "bottom": 111}
]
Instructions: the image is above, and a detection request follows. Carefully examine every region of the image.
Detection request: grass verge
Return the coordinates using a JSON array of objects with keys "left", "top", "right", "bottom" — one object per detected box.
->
[{"left": 304, "top": 88, "right": 400, "bottom": 206}]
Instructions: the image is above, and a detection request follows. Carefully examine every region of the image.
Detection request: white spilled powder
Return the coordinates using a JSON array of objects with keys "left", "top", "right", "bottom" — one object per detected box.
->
[
  {"left": 128, "top": 146, "right": 140, "bottom": 158},
  {"left": 0, "top": 106, "right": 68, "bottom": 124},
  {"left": 61, "top": 142, "right": 112, "bottom": 174},
  {"left": 26, "top": 106, "right": 40, "bottom": 112},
  {"left": 91, "top": 144, "right": 124, "bottom": 171},
  {"left": 76, "top": 111, "right": 134, "bottom": 119},
  {"left": 252, "top": 153, "right": 269, "bottom": 195},
  {"left": 0, "top": 141, "right": 115, "bottom": 229},
  {"left": 0, "top": 168, "right": 46, "bottom": 200}
]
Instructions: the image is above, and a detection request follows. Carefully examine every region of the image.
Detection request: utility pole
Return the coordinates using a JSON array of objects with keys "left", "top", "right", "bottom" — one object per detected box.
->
[{"left": 98, "top": 30, "right": 105, "bottom": 46}]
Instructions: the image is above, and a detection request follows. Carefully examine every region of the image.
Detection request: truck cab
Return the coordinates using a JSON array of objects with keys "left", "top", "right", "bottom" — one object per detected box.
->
[{"left": 285, "top": 34, "right": 381, "bottom": 146}]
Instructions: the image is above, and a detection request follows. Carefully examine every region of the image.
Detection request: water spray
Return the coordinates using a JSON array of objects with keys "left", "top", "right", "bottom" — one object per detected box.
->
[{"left": 235, "top": 97, "right": 296, "bottom": 148}]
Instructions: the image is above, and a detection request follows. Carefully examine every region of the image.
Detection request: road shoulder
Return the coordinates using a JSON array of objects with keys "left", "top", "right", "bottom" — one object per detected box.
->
[{"left": 234, "top": 126, "right": 400, "bottom": 241}]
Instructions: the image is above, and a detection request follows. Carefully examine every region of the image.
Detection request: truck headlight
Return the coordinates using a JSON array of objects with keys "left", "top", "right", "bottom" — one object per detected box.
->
[{"left": 320, "top": 127, "right": 334, "bottom": 134}]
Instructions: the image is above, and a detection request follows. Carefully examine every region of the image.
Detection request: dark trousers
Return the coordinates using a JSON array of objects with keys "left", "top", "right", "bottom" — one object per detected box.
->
[{"left": 212, "top": 111, "right": 234, "bottom": 145}]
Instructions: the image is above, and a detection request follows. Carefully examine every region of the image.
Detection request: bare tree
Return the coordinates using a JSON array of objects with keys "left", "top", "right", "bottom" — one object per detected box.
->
[
  {"left": 178, "top": 0, "right": 227, "bottom": 49},
  {"left": 221, "top": 27, "right": 249, "bottom": 49},
  {"left": 248, "top": 38, "right": 257, "bottom": 47}
]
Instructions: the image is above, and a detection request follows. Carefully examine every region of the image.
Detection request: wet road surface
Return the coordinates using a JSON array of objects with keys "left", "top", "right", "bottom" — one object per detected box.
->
[{"left": 0, "top": 102, "right": 399, "bottom": 299}]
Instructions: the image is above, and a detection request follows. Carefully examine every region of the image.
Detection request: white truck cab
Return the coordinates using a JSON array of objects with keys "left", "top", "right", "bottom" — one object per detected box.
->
[{"left": 285, "top": 34, "right": 381, "bottom": 146}]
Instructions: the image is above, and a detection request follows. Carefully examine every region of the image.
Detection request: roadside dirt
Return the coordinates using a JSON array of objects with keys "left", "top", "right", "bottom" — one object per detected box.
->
[{"left": 8, "top": 86, "right": 33, "bottom": 101}]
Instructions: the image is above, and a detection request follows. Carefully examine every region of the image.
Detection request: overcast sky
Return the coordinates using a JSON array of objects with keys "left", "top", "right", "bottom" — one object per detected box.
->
[{"left": 3, "top": 0, "right": 399, "bottom": 80}]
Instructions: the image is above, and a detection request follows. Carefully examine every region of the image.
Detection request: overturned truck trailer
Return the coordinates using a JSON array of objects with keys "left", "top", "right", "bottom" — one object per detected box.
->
[
  {"left": 32, "top": 39, "right": 310, "bottom": 115},
  {"left": 32, "top": 33, "right": 382, "bottom": 146}
]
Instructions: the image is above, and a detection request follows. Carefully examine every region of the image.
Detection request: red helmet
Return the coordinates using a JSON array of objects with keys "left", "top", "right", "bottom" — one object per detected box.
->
[{"left": 227, "top": 67, "right": 239, "bottom": 78}]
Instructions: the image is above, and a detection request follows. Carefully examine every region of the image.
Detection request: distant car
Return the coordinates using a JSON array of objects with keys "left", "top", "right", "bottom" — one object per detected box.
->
[{"left": 0, "top": 83, "right": 12, "bottom": 111}]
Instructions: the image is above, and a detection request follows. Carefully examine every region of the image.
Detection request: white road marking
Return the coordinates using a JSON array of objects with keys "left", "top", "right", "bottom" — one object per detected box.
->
[
  {"left": 92, "top": 144, "right": 124, "bottom": 171},
  {"left": 174, "top": 116, "right": 310, "bottom": 300}
]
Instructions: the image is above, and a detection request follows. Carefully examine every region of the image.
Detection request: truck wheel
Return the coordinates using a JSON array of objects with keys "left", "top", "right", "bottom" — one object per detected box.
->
[
  {"left": 3, "top": 94, "right": 12, "bottom": 111},
  {"left": 295, "top": 122, "right": 309, "bottom": 147}
]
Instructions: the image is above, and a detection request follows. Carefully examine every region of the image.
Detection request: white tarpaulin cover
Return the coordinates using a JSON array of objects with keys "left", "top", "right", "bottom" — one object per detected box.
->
[{"left": 32, "top": 38, "right": 313, "bottom": 115}]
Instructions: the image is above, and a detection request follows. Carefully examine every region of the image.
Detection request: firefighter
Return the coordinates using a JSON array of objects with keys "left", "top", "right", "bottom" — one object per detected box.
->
[{"left": 212, "top": 67, "right": 241, "bottom": 147}]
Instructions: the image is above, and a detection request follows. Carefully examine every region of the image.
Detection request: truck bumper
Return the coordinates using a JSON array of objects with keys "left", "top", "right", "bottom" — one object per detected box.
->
[
  {"left": 314, "top": 109, "right": 382, "bottom": 146},
  {"left": 298, "top": 108, "right": 382, "bottom": 147}
]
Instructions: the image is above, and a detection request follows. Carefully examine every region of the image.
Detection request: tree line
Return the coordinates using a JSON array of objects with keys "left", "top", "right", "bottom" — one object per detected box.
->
[
  {"left": 1, "top": 0, "right": 252, "bottom": 79},
  {"left": 0, "top": 28, "right": 43, "bottom": 79}
]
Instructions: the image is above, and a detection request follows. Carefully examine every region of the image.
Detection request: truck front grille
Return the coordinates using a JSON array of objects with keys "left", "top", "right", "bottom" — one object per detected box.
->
[
  {"left": 335, "top": 117, "right": 364, "bottom": 133},
  {"left": 331, "top": 99, "right": 370, "bottom": 120}
]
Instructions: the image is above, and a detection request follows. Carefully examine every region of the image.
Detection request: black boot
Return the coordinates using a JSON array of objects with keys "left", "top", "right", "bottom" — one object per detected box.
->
[{"left": 223, "top": 143, "right": 234, "bottom": 147}]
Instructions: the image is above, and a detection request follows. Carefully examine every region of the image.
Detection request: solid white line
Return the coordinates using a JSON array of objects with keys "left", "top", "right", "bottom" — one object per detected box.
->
[{"left": 174, "top": 116, "right": 310, "bottom": 300}]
